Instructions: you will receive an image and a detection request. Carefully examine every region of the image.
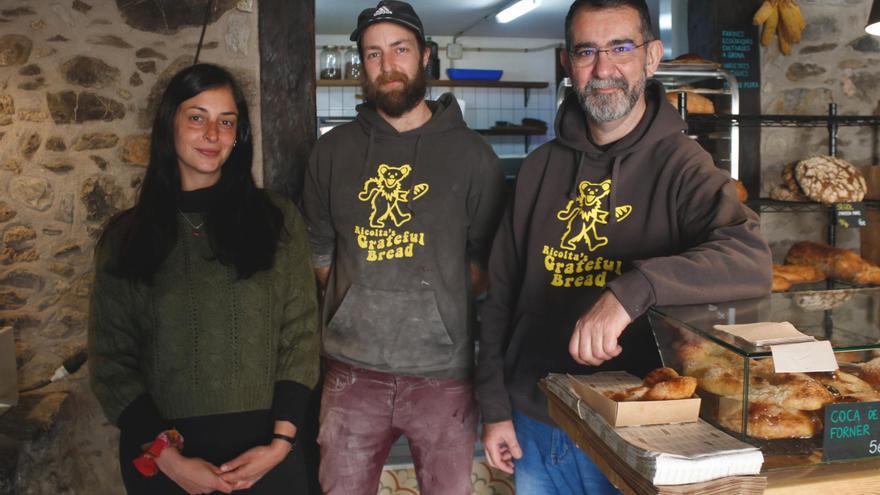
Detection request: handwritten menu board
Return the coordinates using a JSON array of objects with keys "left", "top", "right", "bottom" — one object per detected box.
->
[
  {"left": 719, "top": 28, "right": 760, "bottom": 90},
  {"left": 823, "top": 401, "right": 880, "bottom": 461}
]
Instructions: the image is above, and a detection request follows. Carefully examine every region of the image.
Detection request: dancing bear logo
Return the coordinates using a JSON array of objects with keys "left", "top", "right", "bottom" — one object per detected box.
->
[
  {"left": 556, "top": 179, "right": 632, "bottom": 251},
  {"left": 358, "top": 163, "right": 429, "bottom": 228}
]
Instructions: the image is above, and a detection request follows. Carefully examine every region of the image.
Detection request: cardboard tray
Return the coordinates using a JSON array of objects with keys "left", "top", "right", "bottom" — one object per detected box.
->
[{"left": 566, "top": 372, "right": 701, "bottom": 427}]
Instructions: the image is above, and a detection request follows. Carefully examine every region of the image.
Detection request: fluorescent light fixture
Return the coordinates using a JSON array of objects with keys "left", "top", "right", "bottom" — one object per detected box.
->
[
  {"left": 496, "top": 0, "right": 541, "bottom": 24},
  {"left": 867, "top": 0, "right": 880, "bottom": 36}
]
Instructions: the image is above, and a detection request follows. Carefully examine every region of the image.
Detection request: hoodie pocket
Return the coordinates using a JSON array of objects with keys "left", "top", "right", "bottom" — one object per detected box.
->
[{"left": 325, "top": 283, "right": 454, "bottom": 369}]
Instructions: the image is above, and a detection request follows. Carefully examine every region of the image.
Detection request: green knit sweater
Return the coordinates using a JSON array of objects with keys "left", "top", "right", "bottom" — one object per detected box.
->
[{"left": 88, "top": 193, "right": 319, "bottom": 424}]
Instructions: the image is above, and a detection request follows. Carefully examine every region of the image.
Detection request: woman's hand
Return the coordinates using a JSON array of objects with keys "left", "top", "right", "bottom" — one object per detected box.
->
[
  {"left": 155, "top": 447, "right": 234, "bottom": 494},
  {"left": 218, "top": 440, "right": 291, "bottom": 490}
]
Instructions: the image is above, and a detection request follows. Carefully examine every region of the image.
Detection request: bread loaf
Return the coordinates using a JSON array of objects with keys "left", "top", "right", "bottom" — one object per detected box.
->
[
  {"left": 733, "top": 179, "right": 748, "bottom": 202},
  {"left": 772, "top": 274, "right": 792, "bottom": 292},
  {"left": 772, "top": 264, "right": 826, "bottom": 285},
  {"left": 785, "top": 241, "right": 880, "bottom": 285},
  {"left": 665, "top": 91, "right": 715, "bottom": 114},
  {"left": 794, "top": 155, "right": 867, "bottom": 204}
]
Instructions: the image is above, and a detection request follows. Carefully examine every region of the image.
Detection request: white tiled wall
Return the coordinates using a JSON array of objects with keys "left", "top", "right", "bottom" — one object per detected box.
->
[
  {"left": 315, "top": 34, "right": 562, "bottom": 157},
  {"left": 315, "top": 85, "right": 558, "bottom": 157}
]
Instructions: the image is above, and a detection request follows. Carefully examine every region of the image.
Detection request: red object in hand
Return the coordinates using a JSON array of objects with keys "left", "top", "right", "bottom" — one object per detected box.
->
[{"left": 133, "top": 429, "right": 184, "bottom": 477}]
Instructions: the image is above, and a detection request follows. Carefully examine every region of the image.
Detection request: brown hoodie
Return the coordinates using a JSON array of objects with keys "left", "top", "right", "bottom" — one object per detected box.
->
[{"left": 475, "top": 79, "right": 772, "bottom": 425}]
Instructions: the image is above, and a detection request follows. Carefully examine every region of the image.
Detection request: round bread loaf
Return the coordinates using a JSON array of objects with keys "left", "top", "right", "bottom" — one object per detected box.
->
[
  {"left": 781, "top": 162, "right": 810, "bottom": 199},
  {"left": 794, "top": 155, "right": 867, "bottom": 204}
]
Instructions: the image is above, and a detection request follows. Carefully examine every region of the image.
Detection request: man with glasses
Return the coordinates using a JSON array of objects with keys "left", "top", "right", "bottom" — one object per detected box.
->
[{"left": 475, "top": 1, "right": 771, "bottom": 493}]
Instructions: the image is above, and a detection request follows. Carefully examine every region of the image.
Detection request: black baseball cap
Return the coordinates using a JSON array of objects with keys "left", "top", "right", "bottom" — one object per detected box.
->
[{"left": 350, "top": 1, "right": 426, "bottom": 44}]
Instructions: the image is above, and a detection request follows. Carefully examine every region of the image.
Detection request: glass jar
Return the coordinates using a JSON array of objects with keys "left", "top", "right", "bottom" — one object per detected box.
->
[
  {"left": 319, "top": 45, "right": 341, "bottom": 80},
  {"left": 344, "top": 46, "right": 361, "bottom": 80}
]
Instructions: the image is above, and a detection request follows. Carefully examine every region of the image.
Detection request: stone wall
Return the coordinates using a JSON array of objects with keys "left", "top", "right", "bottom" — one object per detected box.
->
[
  {"left": 0, "top": 1, "right": 261, "bottom": 493},
  {"left": 759, "top": 0, "right": 879, "bottom": 259}
]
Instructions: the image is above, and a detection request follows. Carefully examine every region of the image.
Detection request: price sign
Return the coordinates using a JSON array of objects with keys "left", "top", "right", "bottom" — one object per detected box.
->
[
  {"left": 835, "top": 202, "right": 867, "bottom": 229},
  {"left": 823, "top": 401, "right": 880, "bottom": 461}
]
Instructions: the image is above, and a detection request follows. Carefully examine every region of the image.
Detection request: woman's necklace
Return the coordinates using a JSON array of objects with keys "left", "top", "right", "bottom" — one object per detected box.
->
[{"left": 177, "top": 209, "right": 205, "bottom": 237}]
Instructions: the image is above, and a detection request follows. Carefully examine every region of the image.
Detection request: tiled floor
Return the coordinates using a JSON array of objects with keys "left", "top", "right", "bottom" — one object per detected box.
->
[{"left": 378, "top": 461, "right": 515, "bottom": 495}]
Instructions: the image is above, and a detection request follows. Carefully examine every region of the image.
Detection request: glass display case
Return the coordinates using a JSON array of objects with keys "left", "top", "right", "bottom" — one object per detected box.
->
[{"left": 648, "top": 287, "right": 880, "bottom": 469}]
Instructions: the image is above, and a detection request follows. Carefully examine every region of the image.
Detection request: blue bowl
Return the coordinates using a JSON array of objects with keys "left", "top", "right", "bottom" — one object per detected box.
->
[{"left": 446, "top": 68, "right": 503, "bottom": 81}]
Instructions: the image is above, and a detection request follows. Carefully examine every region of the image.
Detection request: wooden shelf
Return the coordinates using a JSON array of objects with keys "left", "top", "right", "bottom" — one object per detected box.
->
[
  {"left": 476, "top": 127, "right": 547, "bottom": 136},
  {"left": 316, "top": 79, "right": 548, "bottom": 89},
  {"left": 317, "top": 79, "right": 548, "bottom": 107}
]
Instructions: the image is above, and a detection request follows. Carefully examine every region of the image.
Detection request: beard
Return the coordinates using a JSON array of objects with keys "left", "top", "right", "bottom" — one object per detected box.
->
[
  {"left": 362, "top": 64, "right": 428, "bottom": 118},
  {"left": 576, "top": 72, "right": 646, "bottom": 123}
]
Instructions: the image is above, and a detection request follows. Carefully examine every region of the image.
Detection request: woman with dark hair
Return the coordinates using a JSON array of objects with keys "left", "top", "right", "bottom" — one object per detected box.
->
[{"left": 88, "top": 63, "right": 319, "bottom": 494}]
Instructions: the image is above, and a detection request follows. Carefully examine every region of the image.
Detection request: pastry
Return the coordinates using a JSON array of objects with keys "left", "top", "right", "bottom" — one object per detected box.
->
[
  {"left": 808, "top": 370, "right": 875, "bottom": 397},
  {"left": 605, "top": 386, "right": 649, "bottom": 402},
  {"left": 720, "top": 403, "right": 822, "bottom": 439},
  {"left": 643, "top": 367, "right": 681, "bottom": 386},
  {"left": 603, "top": 367, "right": 697, "bottom": 401},
  {"left": 676, "top": 340, "right": 740, "bottom": 378},
  {"left": 643, "top": 376, "right": 698, "bottom": 400},
  {"left": 853, "top": 357, "right": 880, "bottom": 389},
  {"left": 750, "top": 372, "right": 834, "bottom": 411},
  {"left": 794, "top": 155, "right": 867, "bottom": 204},
  {"left": 699, "top": 364, "right": 833, "bottom": 411},
  {"left": 699, "top": 366, "right": 764, "bottom": 397}
]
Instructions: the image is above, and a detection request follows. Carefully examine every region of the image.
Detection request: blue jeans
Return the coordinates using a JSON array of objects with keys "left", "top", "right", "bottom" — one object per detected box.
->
[{"left": 512, "top": 410, "right": 620, "bottom": 495}]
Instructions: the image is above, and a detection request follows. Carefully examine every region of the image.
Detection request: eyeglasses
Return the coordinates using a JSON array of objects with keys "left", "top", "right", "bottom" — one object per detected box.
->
[{"left": 568, "top": 41, "right": 649, "bottom": 67}]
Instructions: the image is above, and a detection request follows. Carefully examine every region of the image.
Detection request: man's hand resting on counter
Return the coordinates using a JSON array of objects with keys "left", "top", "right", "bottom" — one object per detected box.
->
[{"left": 569, "top": 291, "right": 632, "bottom": 366}]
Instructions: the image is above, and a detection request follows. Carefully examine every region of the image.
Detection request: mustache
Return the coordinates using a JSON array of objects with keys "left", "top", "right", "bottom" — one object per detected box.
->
[
  {"left": 376, "top": 71, "right": 409, "bottom": 86},
  {"left": 585, "top": 78, "right": 628, "bottom": 92}
]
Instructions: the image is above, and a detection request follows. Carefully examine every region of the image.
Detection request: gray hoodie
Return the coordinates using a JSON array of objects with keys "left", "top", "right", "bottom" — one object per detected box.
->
[{"left": 303, "top": 93, "right": 506, "bottom": 378}]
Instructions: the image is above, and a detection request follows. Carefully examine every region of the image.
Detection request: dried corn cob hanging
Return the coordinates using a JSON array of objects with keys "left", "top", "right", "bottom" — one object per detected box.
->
[{"left": 753, "top": 0, "right": 806, "bottom": 55}]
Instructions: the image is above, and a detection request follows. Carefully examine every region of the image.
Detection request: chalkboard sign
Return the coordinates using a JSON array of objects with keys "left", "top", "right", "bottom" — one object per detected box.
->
[
  {"left": 823, "top": 401, "right": 880, "bottom": 461},
  {"left": 835, "top": 202, "right": 867, "bottom": 229},
  {"left": 719, "top": 28, "right": 760, "bottom": 90}
]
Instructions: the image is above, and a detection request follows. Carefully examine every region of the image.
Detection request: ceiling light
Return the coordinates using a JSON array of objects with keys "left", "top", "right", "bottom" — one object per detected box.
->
[
  {"left": 867, "top": 0, "right": 880, "bottom": 36},
  {"left": 496, "top": 0, "right": 541, "bottom": 24}
]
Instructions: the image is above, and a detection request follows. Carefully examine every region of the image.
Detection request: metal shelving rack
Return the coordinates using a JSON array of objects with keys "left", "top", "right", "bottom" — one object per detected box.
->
[
  {"left": 686, "top": 104, "right": 880, "bottom": 246},
  {"left": 655, "top": 63, "right": 740, "bottom": 179}
]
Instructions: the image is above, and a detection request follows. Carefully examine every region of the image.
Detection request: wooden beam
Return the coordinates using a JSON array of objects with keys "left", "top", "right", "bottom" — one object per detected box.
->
[{"left": 259, "top": 0, "right": 316, "bottom": 202}]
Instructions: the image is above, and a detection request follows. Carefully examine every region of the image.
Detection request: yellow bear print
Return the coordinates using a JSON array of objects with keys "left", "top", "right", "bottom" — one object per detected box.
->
[
  {"left": 358, "top": 163, "right": 429, "bottom": 228},
  {"left": 557, "top": 179, "right": 632, "bottom": 252}
]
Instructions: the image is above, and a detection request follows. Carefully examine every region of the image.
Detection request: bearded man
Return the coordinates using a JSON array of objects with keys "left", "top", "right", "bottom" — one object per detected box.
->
[
  {"left": 474, "top": 1, "right": 772, "bottom": 493},
  {"left": 301, "top": 2, "right": 505, "bottom": 494}
]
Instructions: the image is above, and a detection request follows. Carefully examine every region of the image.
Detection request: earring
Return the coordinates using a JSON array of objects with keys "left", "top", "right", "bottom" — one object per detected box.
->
[{"left": 233, "top": 140, "right": 237, "bottom": 147}]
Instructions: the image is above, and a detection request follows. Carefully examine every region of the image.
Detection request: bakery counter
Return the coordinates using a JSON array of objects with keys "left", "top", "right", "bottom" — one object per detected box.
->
[
  {"left": 543, "top": 380, "right": 880, "bottom": 495},
  {"left": 648, "top": 288, "right": 880, "bottom": 471}
]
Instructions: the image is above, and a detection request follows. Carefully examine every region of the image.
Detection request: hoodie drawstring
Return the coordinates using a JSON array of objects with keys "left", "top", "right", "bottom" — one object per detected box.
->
[
  {"left": 360, "top": 127, "right": 376, "bottom": 180},
  {"left": 568, "top": 151, "right": 586, "bottom": 199},
  {"left": 403, "top": 135, "right": 423, "bottom": 215},
  {"left": 609, "top": 156, "right": 622, "bottom": 224}
]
